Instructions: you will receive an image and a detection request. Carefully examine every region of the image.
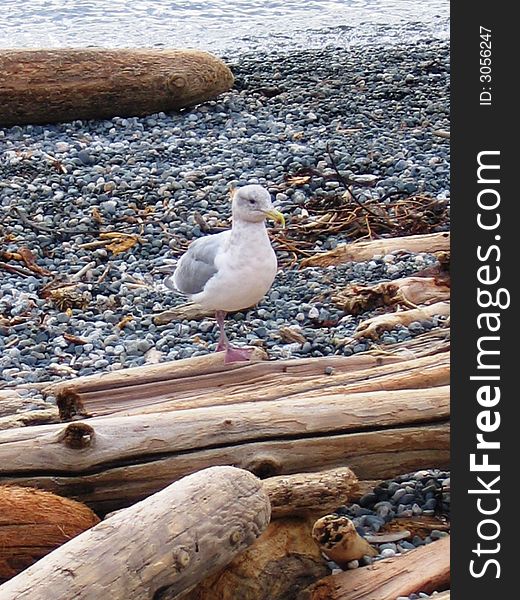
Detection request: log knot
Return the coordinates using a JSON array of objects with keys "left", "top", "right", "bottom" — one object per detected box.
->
[
  {"left": 245, "top": 454, "right": 283, "bottom": 479},
  {"left": 167, "top": 75, "right": 187, "bottom": 91},
  {"left": 229, "top": 527, "right": 244, "bottom": 546},
  {"left": 58, "top": 423, "right": 95, "bottom": 449},
  {"left": 173, "top": 546, "right": 191, "bottom": 570}
]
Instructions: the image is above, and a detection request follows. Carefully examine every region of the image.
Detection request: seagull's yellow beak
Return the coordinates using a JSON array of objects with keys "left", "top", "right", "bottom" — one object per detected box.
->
[{"left": 264, "top": 209, "right": 285, "bottom": 228}]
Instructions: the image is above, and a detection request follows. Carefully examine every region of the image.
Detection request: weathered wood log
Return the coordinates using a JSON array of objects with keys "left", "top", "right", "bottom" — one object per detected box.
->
[
  {"left": 300, "top": 232, "right": 450, "bottom": 268},
  {"left": 301, "top": 535, "right": 450, "bottom": 600},
  {"left": 264, "top": 467, "right": 359, "bottom": 519},
  {"left": 175, "top": 517, "right": 329, "bottom": 600},
  {"left": 52, "top": 349, "right": 445, "bottom": 420},
  {"left": 0, "top": 385, "right": 449, "bottom": 512},
  {"left": 332, "top": 275, "right": 450, "bottom": 315},
  {"left": 0, "top": 467, "right": 270, "bottom": 600},
  {"left": 153, "top": 302, "right": 211, "bottom": 325},
  {"left": 0, "top": 48, "right": 234, "bottom": 126},
  {"left": 0, "top": 485, "right": 100, "bottom": 583},
  {"left": 103, "top": 466, "right": 360, "bottom": 522},
  {"left": 370, "top": 327, "right": 450, "bottom": 358},
  {"left": 312, "top": 515, "right": 378, "bottom": 565},
  {"left": 0, "top": 408, "right": 60, "bottom": 431},
  {"left": 354, "top": 301, "right": 450, "bottom": 340}
]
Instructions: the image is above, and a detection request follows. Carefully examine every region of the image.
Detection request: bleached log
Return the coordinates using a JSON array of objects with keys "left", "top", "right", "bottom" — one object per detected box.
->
[
  {"left": 0, "top": 385, "right": 449, "bottom": 512},
  {"left": 0, "top": 467, "right": 270, "bottom": 600},
  {"left": 52, "top": 350, "right": 445, "bottom": 420},
  {"left": 0, "top": 49, "right": 234, "bottom": 126},
  {"left": 300, "top": 233, "right": 450, "bottom": 268}
]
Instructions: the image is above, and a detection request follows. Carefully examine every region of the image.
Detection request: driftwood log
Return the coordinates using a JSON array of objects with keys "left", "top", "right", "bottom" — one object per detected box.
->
[
  {"left": 354, "top": 301, "right": 450, "bottom": 340},
  {"left": 300, "top": 232, "right": 450, "bottom": 268},
  {"left": 0, "top": 467, "right": 270, "bottom": 600},
  {"left": 176, "top": 517, "right": 329, "bottom": 600},
  {"left": 264, "top": 467, "right": 359, "bottom": 519},
  {"left": 0, "top": 486, "right": 99, "bottom": 583},
  {"left": 0, "top": 384, "right": 449, "bottom": 512},
  {"left": 0, "top": 49, "right": 234, "bottom": 126},
  {"left": 301, "top": 535, "right": 450, "bottom": 600},
  {"left": 332, "top": 275, "right": 450, "bottom": 314},
  {"left": 138, "top": 469, "right": 361, "bottom": 600},
  {"left": 50, "top": 347, "right": 447, "bottom": 420}
]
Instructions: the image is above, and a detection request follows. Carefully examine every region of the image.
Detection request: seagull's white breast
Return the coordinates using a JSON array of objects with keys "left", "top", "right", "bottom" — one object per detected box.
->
[{"left": 192, "top": 222, "right": 278, "bottom": 312}]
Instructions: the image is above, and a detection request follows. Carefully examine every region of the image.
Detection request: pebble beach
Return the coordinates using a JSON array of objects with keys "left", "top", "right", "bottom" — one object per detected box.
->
[
  {"left": 1, "top": 40, "right": 450, "bottom": 393},
  {"left": 1, "top": 15, "right": 452, "bottom": 594}
]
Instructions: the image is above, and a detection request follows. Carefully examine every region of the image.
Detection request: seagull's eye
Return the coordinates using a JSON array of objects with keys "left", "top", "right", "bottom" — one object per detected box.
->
[{"left": 248, "top": 199, "right": 256, "bottom": 205}]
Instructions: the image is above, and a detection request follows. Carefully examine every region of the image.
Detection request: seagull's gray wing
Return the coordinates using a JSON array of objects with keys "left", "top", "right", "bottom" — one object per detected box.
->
[{"left": 170, "top": 231, "right": 229, "bottom": 295}]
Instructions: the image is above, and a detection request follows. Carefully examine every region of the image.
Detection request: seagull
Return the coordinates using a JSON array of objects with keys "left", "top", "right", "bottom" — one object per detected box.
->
[{"left": 169, "top": 185, "right": 285, "bottom": 363}]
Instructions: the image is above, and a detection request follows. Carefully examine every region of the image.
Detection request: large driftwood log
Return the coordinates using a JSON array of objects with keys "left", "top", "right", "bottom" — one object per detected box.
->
[
  {"left": 176, "top": 517, "right": 329, "bottom": 600},
  {"left": 264, "top": 467, "right": 359, "bottom": 519},
  {"left": 0, "top": 385, "right": 449, "bottom": 512},
  {"left": 0, "top": 49, "right": 234, "bottom": 126},
  {"left": 0, "top": 467, "right": 270, "bottom": 600},
  {"left": 301, "top": 535, "right": 450, "bottom": 600},
  {"left": 0, "top": 486, "right": 99, "bottom": 582},
  {"left": 52, "top": 349, "right": 446, "bottom": 420},
  {"left": 300, "top": 232, "right": 450, "bottom": 268}
]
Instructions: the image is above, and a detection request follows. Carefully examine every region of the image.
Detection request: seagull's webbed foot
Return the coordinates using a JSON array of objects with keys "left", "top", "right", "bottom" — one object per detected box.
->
[{"left": 224, "top": 346, "right": 254, "bottom": 364}]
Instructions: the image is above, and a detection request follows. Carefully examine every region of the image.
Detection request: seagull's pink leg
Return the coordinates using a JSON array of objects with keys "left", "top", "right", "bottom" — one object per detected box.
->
[
  {"left": 215, "top": 310, "right": 228, "bottom": 352},
  {"left": 214, "top": 310, "right": 254, "bottom": 363}
]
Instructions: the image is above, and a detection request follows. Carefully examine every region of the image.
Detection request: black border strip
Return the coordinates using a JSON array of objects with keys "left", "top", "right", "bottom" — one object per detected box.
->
[{"left": 452, "top": 2, "right": 514, "bottom": 596}]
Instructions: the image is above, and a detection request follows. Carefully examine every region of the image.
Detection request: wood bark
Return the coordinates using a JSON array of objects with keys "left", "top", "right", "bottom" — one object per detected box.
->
[
  {"left": 0, "top": 466, "right": 270, "bottom": 600},
  {"left": 264, "top": 467, "right": 359, "bottom": 519},
  {"left": 0, "top": 485, "right": 99, "bottom": 582},
  {"left": 301, "top": 535, "right": 450, "bottom": 600},
  {"left": 0, "top": 408, "right": 449, "bottom": 514},
  {"left": 52, "top": 349, "right": 445, "bottom": 420},
  {"left": 300, "top": 232, "right": 450, "bottom": 268},
  {"left": 174, "top": 517, "right": 329, "bottom": 600},
  {"left": 0, "top": 49, "right": 234, "bottom": 126}
]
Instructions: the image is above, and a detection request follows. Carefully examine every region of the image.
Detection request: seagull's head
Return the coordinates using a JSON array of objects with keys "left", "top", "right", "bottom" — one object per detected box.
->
[{"left": 231, "top": 185, "right": 285, "bottom": 227}]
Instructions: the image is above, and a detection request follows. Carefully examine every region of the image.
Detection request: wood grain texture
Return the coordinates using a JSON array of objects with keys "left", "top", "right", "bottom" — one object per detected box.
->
[
  {"left": 174, "top": 517, "right": 329, "bottom": 600},
  {"left": 264, "top": 467, "right": 359, "bottom": 519},
  {"left": 0, "top": 421, "right": 449, "bottom": 513},
  {"left": 0, "top": 48, "right": 234, "bottom": 125},
  {"left": 0, "top": 467, "right": 270, "bottom": 600},
  {"left": 52, "top": 351, "right": 445, "bottom": 420}
]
